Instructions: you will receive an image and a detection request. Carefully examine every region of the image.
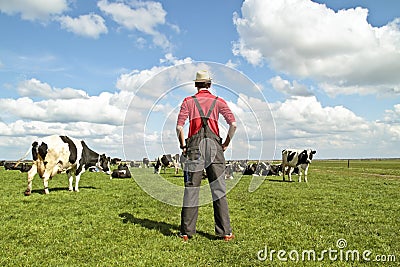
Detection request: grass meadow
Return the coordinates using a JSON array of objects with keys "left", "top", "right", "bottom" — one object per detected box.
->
[{"left": 0, "top": 159, "right": 399, "bottom": 266}]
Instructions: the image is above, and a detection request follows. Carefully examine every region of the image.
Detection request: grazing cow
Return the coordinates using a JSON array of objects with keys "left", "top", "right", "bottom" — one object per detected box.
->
[
  {"left": 142, "top": 158, "right": 150, "bottom": 168},
  {"left": 111, "top": 163, "right": 131, "bottom": 178},
  {"left": 282, "top": 149, "right": 316, "bottom": 182},
  {"left": 24, "top": 135, "right": 111, "bottom": 196},
  {"left": 154, "top": 154, "right": 180, "bottom": 174}
]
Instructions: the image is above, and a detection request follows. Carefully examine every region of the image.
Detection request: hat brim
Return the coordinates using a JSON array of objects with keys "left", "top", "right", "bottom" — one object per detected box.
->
[{"left": 193, "top": 79, "right": 212, "bottom": 82}]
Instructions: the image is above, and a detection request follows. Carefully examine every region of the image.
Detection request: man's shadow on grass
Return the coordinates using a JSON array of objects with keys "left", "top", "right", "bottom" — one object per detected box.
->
[{"left": 119, "top": 212, "right": 216, "bottom": 240}]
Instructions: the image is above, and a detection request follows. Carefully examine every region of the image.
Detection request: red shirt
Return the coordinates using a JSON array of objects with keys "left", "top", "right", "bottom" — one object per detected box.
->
[{"left": 177, "top": 90, "right": 236, "bottom": 138}]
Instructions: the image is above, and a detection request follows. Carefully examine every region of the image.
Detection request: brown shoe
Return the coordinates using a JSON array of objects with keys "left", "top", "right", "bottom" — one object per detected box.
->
[
  {"left": 223, "top": 233, "right": 235, "bottom": 241},
  {"left": 178, "top": 233, "right": 189, "bottom": 242}
]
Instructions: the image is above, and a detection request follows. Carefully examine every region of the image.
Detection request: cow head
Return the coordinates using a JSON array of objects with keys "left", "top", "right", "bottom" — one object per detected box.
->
[
  {"left": 301, "top": 149, "right": 316, "bottom": 164},
  {"left": 97, "top": 154, "right": 111, "bottom": 175},
  {"left": 154, "top": 157, "right": 162, "bottom": 174}
]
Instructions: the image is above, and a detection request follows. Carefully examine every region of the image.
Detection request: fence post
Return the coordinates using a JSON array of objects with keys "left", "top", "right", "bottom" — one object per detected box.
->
[{"left": 347, "top": 159, "right": 350, "bottom": 168}]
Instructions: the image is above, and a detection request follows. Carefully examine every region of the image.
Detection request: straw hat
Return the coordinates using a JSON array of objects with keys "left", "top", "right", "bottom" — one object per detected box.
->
[{"left": 193, "top": 70, "right": 212, "bottom": 82}]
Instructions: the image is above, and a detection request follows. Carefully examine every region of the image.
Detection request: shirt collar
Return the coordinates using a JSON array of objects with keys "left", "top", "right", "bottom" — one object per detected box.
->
[{"left": 196, "top": 89, "right": 212, "bottom": 95}]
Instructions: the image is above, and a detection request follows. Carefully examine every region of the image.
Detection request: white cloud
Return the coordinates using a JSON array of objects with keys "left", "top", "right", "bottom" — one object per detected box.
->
[
  {"left": 0, "top": 90, "right": 131, "bottom": 126},
  {"left": 233, "top": 0, "right": 400, "bottom": 96},
  {"left": 383, "top": 104, "right": 400, "bottom": 124},
  {"left": 2, "top": 58, "right": 399, "bottom": 160},
  {"left": 116, "top": 54, "right": 193, "bottom": 95},
  {"left": 269, "top": 76, "right": 313, "bottom": 96},
  {"left": 17, "top": 78, "right": 89, "bottom": 99},
  {"left": 269, "top": 96, "right": 400, "bottom": 158},
  {"left": 98, "top": 0, "right": 174, "bottom": 49},
  {"left": 0, "top": 0, "right": 69, "bottom": 21},
  {"left": 56, "top": 13, "right": 108, "bottom": 39}
]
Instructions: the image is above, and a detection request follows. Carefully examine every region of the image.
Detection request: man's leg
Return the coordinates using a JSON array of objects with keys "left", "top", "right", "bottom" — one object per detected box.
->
[
  {"left": 180, "top": 170, "right": 203, "bottom": 236},
  {"left": 206, "top": 163, "right": 232, "bottom": 236}
]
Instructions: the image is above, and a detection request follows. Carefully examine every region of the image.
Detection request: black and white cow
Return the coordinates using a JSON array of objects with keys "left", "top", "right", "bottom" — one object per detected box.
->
[
  {"left": 242, "top": 162, "right": 257, "bottom": 175},
  {"left": 142, "top": 157, "right": 150, "bottom": 168},
  {"left": 111, "top": 157, "right": 122, "bottom": 165},
  {"left": 253, "top": 162, "right": 282, "bottom": 176},
  {"left": 154, "top": 154, "right": 180, "bottom": 174},
  {"left": 282, "top": 149, "right": 316, "bottom": 182},
  {"left": 4, "top": 162, "right": 32, "bottom": 172},
  {"left": 24, "top": 135, "right": 111, "bottom": 196},
  {"left": 111, "top": 163, "right": 131, "bottom": 178}
]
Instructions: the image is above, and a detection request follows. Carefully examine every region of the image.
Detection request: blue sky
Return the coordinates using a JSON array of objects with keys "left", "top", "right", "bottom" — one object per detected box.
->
[{"left": 0, "top": 0, "right": 399, "bottom": 160}]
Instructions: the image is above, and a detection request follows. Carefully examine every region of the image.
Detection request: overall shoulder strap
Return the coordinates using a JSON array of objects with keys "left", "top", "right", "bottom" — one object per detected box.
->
[
  {"left": 206, "top": 96, "right": 218, "bottom": 118},
  {"left": 192, "top": 96, "right": 205, "bottom": 118},
  {"left": 192, "top": 96, "right": 219, "bottom": 126}
]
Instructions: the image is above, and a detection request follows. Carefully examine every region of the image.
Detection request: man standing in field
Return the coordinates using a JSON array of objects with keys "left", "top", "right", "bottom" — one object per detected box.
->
[{"left": 176, "top": 70, "right": 237, "bottom": 241}]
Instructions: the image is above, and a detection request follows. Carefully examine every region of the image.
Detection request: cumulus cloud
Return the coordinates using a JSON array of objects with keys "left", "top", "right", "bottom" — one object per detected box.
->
[
  {"left": 17, "top": 78, "right": 89, "bottom": 99},
  {"left": 268, "top": 96, "right": 400, "bottom": 158},
  {"left": 233, "top": 0, "right": 400, "bottom": 96},
  {"left": 0, "top": 0, "right": 69, "bottom": 21},
  {"left": 56, "top": 13, "right": 108, "bottom": 39},
  {"left": 0, "top": 92, "right": 129, "bottom": 126},
  {"left": 383, "top": 104, "right": 400, "bottom": 124},
  {"left": 2, "top": 56, "right": 399, "bottom": 160},
  {"left": 98, "top": 0, "right": 175, "bottom": 49},
  {"left": 116, "top": 54, "right": 193, "bottom": 94},
  {"left": 270, "top": 76, "right": 313, "bottom": 96}
]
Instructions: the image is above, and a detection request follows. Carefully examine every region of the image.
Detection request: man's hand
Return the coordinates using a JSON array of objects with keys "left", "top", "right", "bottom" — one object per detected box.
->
[
  {"left": 222, "top": 144, "right": 228, "bottom": 152},
  {"left": 222, "top": 122, "right": 237, "bottom": 152}
]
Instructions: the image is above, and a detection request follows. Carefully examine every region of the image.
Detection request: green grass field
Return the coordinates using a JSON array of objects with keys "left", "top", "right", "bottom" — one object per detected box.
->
[{"left": 0, "top": 159, "right": 399, "bottom": 266}]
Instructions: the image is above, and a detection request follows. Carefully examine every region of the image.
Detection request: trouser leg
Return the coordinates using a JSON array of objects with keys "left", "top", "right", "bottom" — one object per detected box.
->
[
  {"left": 206, "top": 163, "right": 232, "bottom": 236},
  {"left": 180, "top": 170, "right": 203, "bottom": 236}
]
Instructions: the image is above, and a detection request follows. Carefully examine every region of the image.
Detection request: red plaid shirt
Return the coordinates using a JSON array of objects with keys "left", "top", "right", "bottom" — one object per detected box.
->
[{"left": 177, "top": 90, "right": 236, "bottom": 138}]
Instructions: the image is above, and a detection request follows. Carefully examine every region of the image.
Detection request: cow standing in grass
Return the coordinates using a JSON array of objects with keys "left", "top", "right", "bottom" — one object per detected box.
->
[
  {"left": 154, "top": 154, "right": 180, "bottom": 174},
  {"left": 24, "top": 135, "right": 111, "bottom": 196},
  {"left": 282, "top": 149, "right": 316, "bottom": 182}
]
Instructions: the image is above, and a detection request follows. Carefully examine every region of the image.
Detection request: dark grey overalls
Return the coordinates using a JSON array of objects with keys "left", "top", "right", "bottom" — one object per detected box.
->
[{"left": 180, "top": 96, "right": 232, "bottom": 237}]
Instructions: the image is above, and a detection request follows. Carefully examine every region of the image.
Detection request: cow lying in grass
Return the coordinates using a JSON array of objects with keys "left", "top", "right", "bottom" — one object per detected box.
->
[{"left": 111, "top": 163, "right": 131, "bottom": 178}]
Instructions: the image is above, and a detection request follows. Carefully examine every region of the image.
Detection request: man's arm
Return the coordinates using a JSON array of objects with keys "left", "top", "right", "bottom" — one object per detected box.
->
[
  {"left": 176, "top": 125, "right": 186, "bottom": 152},
  {"left": 222, "top": 121, "right": 237, "bottom": 151}
]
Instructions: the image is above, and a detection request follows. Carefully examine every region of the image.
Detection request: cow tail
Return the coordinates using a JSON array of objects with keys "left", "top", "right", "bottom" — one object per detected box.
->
[{"left": 15, "top": 144, "right": 36, "bottom": 167}]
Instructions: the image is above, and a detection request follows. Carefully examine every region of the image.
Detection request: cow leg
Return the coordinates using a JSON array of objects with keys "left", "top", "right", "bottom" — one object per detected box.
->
[
  {"left": 287, "top": 167, "right": 293, "bottom": 182},
  {"left": 25, "top": 164, "right": 38, "bottom": 196},
  {"left": 67, "top": 170, "right": 74, "bottom": 191},
  {"left": 298, "top": 168, "right": 302, "bottom": 182},
  {"left": 74, "top": 173, "right": 81, "bottom": 192},
  {"left": 42, "top": 171, "right": 51, "bottom": 194},
  {"left": 303, "top": 165, "right": 309, "bottom": 183},
  {"left": 282, "top": 164, "right": 286, "bottom": 181}
]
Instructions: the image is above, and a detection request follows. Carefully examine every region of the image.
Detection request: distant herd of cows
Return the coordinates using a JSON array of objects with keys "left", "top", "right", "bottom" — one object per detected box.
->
[
  {"left": 0, "top": 135, "right": 316, "bottom": 196},
  {"left": 150, "top": 148, "right": 316, "bottom": 183},
  {"left": 0, "top": 134, "right": 316, "bottom": 195}
]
